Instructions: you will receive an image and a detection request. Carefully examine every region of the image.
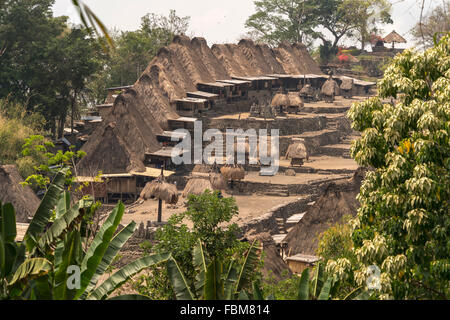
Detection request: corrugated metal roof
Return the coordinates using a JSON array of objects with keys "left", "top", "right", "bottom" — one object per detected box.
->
[
  {"left": 286, "top": 254, "right": 320, "bottom": 263},
  {"left": 130, "top": 167, "right": 175, "bottom": 178}
]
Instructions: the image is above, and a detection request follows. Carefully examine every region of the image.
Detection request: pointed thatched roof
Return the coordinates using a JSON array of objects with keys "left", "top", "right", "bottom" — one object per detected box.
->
[
  {"left": 140, "top": 177, "right": 178, "bottom": 204},
  {"left": 77, "top": 122, "right": 146, "bottom": 176},
  {"left": 79, "top": 36, "right": 323, "bottom": 176},
  {"left": 285, "top": 142, "right": 308, "bottom": 160},
  {"left": 383, "top": 30, "right": 407, "bottom": 44},
  {"left": 0, "top": 165, "right": 40, "bottom": 223}
]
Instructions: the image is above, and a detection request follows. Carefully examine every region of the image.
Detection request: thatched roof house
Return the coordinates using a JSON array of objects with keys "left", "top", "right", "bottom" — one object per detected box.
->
[
  {"left": 209, "top": 172, "right": 227, "bottom": 190},
  {"left": 283, "top": 168, "right": 367, "bottom": 256},
  {"left": 0, "top": 165, "right": 40, "bottom": 223},
  {"left": 77, "top": 35, "right": 323, "bottom": 176}
]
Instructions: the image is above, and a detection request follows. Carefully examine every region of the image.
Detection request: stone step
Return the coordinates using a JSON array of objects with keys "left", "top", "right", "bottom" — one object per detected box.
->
[{"left": 317, "top": 144, "right": 351, "bottom": 157}]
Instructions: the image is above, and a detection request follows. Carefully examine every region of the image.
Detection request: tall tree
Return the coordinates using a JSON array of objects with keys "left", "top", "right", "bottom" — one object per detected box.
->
[
  {"left": 412, "top": 1, "right": 450, "bottom": 48},
  {"left": 0, "top": 0, "right": 101, "bottom": 138},
  {"left": 245, "top": 0, "right": 319, "bottom": 47},
  {"left": 328, "top": 34, "right": 450, "bottom": 300}
]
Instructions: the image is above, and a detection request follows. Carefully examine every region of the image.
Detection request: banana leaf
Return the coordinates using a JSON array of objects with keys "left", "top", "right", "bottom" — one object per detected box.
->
[
  {"left": 297, "top": 268, "right": 310, "bottom": 300},
  {"left": 55, "top": 191, "right": 71, "bottom": 219},
  {"left": 224, "top": 259, "right": 238, "bottom": 300},
  {"left": 1, "top": 202, "right": 17, "bottom": 243},
  {"left": 82, "top": 221, "right": 136, "bottom": 297},
  {"left": 108, "top": 294, "right": 151, "bottom": 300},
  {"left": 312, "top": 262, "right": 324, "bottom": 298},
  {"left": 24, "top": 169, "right": 67, "bottom": 251},
  {"left": 235, "top": 240, "right": 259, "bottom": 292},
  {"left": 9, "top": 257, "right": 52, "bottom": 285},
  {"left": 204, "top": 258, "right": 223, "bottom": 300},
  {"left": 193, "top": 240, "right": 208, "bottom": 295},
  {"left": 317, "top": 277, "right": 333, "bottom": 300},
  {"left": 252, "top": 281, "right": 264, "bottom": 300},
  {"left": 76, "top": 202, "right": 124, "bottom": 299},
  {"left": 166, "top": 257, "right": 195, "bottom": 300},
  {"left": 38, "top": 197, "right": 91, "bottom": 249},
  {"left": 88, "top": 252, "right": 171, "bottom": 300},
  {"left": 53, "top": 230, "right": 82, "bottom": 300}
]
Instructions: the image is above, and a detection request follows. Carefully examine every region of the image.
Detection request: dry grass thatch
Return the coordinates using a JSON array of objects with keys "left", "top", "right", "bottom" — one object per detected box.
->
[
  {"left": 287, "top": 92, "right": 304, "bottom": 107},
  {"left": 285, "top": 142, "right": 308, "bottom": 159},
  {"left": 193, "top": 164, "right": 214, "bottom": 173},
  {"left": 209, "top": 173, "right": 227, "bottom": 190},
  {"left": 182, "top": 177, "right": 214, "bottom": 197},
  {"left": 140, "top": 178, "right": 178, "bottom": 204},
  {"left": 321, "top": 79, "right": 339, "bottom": 96},
  {"left": 300, "top": 84, "right": 314, "bottom": 95},
  {"left": 340, "top": 78, "right": 354, "bottom": 91},
  {"left": 383, "top": 30, "right": 407, "bottom": 44},
  {"left": 220, "top": 165, "right": 245, "bottom": 181},
  {"left": 0, "top": 165, "right": 40, "bottom": 222},
  {"left": 271, "top": 93, "right": 290, "bottom": 107}
]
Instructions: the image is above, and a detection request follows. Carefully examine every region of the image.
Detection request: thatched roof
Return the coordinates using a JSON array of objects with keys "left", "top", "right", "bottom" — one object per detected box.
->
[
  {"left": 220, "top": 165, "right": 245, "bottom": 181},
  {"left": 284, "top": 167, "right": 367, "bottom": 256},
  {"left": 209, "top": 173, "right": 227, "bottom": 190},
  {"left": 0, "top": 165, "right": 40, "bottom": 223},
  {"left": 271, "top": 93, "right": 290, "bottom": 107},
  {"left": 300, "top": 84, "right": 314, "bottom": 95},
  {"left": 140, "top": 178, "right": 178, "bottom": 204},
  {"left": 287, "top": 92, "right": 304, "bottom": 107},
  {"left": 285, "top": 142, "right": 308, "bottom": 159},
  {"left": 193, "top": 164, "right": 214, "bottom": 173},
  {"left": 78, "top": 35, "right": 323, "bottom": 176},
  {"left": 77, "top": 123, "right": 146, "bottom": 176},
  {"left": 383, "top": 30, "right": 407, "bottom": 43},
  {"left": 182, "top": 177, "right": 214, "bottom": 197},
  {"left": 321, "top": 78, "right": 339, "bottom": 96},
  {"left": 340, "top": 78, "right": 354, "bottom": 91}
]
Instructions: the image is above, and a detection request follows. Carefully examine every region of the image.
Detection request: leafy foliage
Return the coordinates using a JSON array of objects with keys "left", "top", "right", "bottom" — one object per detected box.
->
[{"left": 327, "top": 33, "right": 450, "bottom": 300}]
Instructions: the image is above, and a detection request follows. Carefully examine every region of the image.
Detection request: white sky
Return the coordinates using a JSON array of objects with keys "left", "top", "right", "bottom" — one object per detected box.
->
[{"left": 52, "top": 0, "right": 442, "bottom": 48}]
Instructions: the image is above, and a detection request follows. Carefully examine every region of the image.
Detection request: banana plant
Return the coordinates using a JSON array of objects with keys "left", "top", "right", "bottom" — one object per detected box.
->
[
  {"left": 166, "top": 240, "right": 261, "bottom": 300},
  {"left": 1, "top": 169, "right": 171, "bottom": 300}
]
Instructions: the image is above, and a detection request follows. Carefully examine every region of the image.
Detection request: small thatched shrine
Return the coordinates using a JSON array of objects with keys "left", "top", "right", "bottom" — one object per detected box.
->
[
  {"left": 182, "top": 177, "right": 215, "bottom": 197},
  {"left": 321, "top": 75, "right": 339, "bottom": 102},
  {"left": 285, "top": 141, "right": 309, "bottom": 166},
  {"left": 0, "top": 165, "right": 40, "bottom": 223},
  {"left": 340, "top": 77, "right": 354, "bottom": 99},
  {"left": 220, "top": 164, "right": 246, "bottom": 183},
  {"left": 383, "top": 30, "right": 407, "bottom": 49},
  {"left": 299, "top": 83, "right": 316, "bottom": 102},
  {"left": 140, "top": 171, "right": 178, "bottom": 222}
]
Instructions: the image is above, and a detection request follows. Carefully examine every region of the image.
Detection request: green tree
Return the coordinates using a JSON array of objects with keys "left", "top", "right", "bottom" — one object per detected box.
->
[
  {"left": 245, "top": 0, "right": 319, "bottom": 47},
  {"left": 327, "top": 34, "right": 450, "bottom": 300},
  {"left": 0, "top": 1, "right": 101, "bottom": 138},
  {"left": 132, "top": 190, "right": 252, "bottom": 300}
]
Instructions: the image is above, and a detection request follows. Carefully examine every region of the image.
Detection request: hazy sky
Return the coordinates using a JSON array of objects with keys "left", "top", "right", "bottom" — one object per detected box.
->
[{"left": 52, "top": 0, "right": 441, "bottom": 48}]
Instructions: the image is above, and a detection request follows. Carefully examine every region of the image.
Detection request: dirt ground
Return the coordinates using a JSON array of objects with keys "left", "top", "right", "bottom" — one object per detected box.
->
[{"left": 121, "top": 193, "right": 302, "bottom": 228}]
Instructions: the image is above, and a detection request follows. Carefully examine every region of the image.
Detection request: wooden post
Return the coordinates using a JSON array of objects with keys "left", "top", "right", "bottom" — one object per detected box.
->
[{"left": 157, "top": 164, "right": 164, "bottom": 223}]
